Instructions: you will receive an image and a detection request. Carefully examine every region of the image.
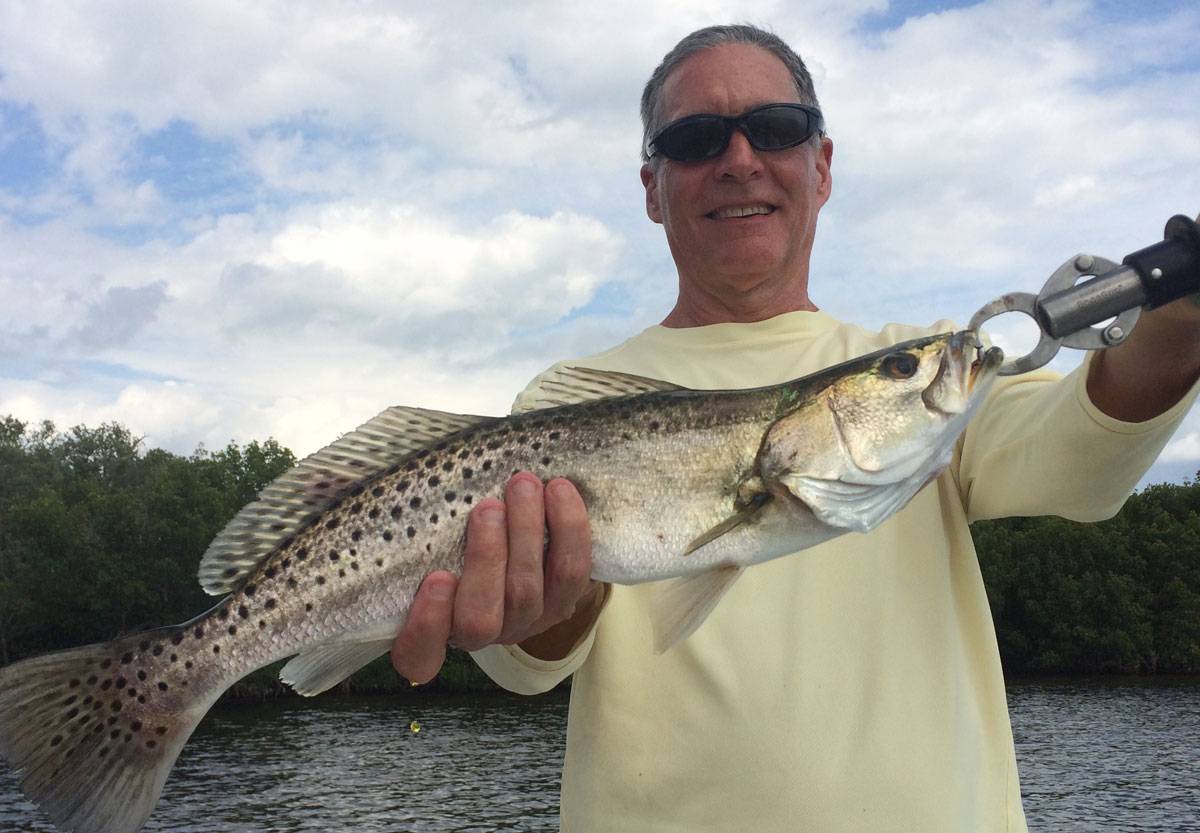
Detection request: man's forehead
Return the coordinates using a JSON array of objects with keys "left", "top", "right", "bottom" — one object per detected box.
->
[{"left": 659, "top": 43, "right": 800, "bottom": 119}]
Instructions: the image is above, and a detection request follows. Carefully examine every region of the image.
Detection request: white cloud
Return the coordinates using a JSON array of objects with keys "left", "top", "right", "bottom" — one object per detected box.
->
[{"left": 0, "top": 0, "right": 1197, "bottom": 491}]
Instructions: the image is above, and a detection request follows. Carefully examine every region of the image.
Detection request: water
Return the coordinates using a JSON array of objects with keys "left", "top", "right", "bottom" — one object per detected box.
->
[{"left": 2, "top": 680, "right": 1197, "bottom": 832}]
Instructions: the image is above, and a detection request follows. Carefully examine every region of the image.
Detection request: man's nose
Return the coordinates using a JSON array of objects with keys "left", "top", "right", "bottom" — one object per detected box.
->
[{"left": 715, "top": 128, "right": 762, "bottom": 180}]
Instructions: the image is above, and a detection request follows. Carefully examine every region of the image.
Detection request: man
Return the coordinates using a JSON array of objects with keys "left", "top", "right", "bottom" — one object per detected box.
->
[{"left": 391, "top": 25, "right": 1200, "bottom": 832}]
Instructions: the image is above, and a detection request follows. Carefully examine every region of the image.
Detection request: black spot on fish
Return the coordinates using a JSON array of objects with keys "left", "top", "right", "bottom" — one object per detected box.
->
[
  {"left": 339, "top": 569, "right": 346, "bottom": 578},
  {"left": 450, "top": 509, "right": 457, "bottom": 518},
  {"left": 372, "top": 486, "right": 385, "bottom": 497},
  {"left": 185, "top": 661, "right": 193, "bottom": 670},
  {"left": 443, "top": 461, "right": 454, "bottom": 472},
  {"left": 297, "top": 547, "right": 309, "bottom": 561},
  {"left": 87, "top": 675, "right": 98, "bottom": 685},
  {"left": 429, "top": 475, "right": 441, "bottom": 487},
  {"left": 238, "top": 606, "right": 249, "bottom": 619},
  {"left": 351, "top": 561, "right": 359, "bottom": 570},
  {"left": 482, "top": 460, "right": 493, "bottom": 471},
  {"left": 329, "top": 550, "right": 340, "bottom": 562},
  {"left": 212, "top": 646, "right": 220, "bottom": 655},
  {"left": 265, "top": 567, "right": 277, "bottom": 579},
  {"left": 375, "top": 558, "right": 384, "bottom": 567},
  {"left": 282, "top": 558, "right": 291, "bottom": 569},
  {"left": 305, "top": 603, "right": 314, "bottom": 612},
  {"left": 115, "top": 677, "right": 126, "bottom": 689},
  {"left": 100, "top": 680, "right": 111, "bottom": 691},
  {"left": 69, "top": 679, "right": 80, "bottom": 688},
  {"left": 280, "top": 537, "right": 294, "bottom": 551},
  {"left": 100, "top": 659, "right": 112, "bottom": 669},
  {"left": 317, "top": 576, "right": 326, "bottom": 585},
  {"left": 531, "top": 441, "right": 541, "bottom": 450},
  {"left": 245, "top": 585, "right": 257, "bottom": 597},
  {"left": 259, "top": 620, "right": 266, "bottom": 629},
  {"left": 397, "top": 480, "right": 410, "bottom": 491},
  {"left": 409, "top": 496, "right": 421, "bottom": 509},
  {"left": 383, "top": 530, "right": 394, "bottom": 542},
  {"left": 50, "top": 735, "right": 62, "bottom": 747},
  {"left": 405, "top": 461, "right": 418, "bottom": 472},
  {"left": 368, "top": 507, "right": 381, "bottom": 520},
  {"left": 224, "top": 567, "right": 238, "bottom": 577},
  {"left": 172, "top": 633, "right": 184, "bottom": 645},
  {"left": 228, "top": 625, "right": 237, "bottom": 635},
  {"left": 265, "top": 598, "right": 276, "bottom": 610},
  {"left": 170, "top": 654, "right": 177, "bottom": 663},
  {"left": 350, "top": 483, "right": 364, "bottom": 497},
  {"left": 407, "top": 526, "right": 416, "bottom": 538},
  {"left": 137, "top": 671, "right": 147, "bottom": 681},
  {"left": 146, "top": 740, "right": 157, "bottom": 749},
  {"left": 487, "top": 440, "right": 501, "bottom": 450},
  {"left": 157, "top": 682, "right": 168, "bottom": 692},
  {"left": 152, "top": 645, "right": 163, "bottom": 656},
  {"left": 445, "top": 491, "right": 457, "bottom": 501},
  {"left": 463, "top": 467, "right": 473, "bottom": 479},
  {"left": 429, "top": 514, "right": 439, "bottom": 524},
  {"left": 457, "top": 448, "right": 469, "bottom": 459},
  {"left": 121, "top": 653, "right": 133, "bottom": 665},
  {"left": 425, "top": 458, "right": 438, "bottom": 470},
  {"left": 390, "top": 505, "right": 402, "bottom": 520},
  {"left": 287, "top": 577, "right": 298, "bottom": 589},
  {"left": 156, "top": 726, "right": 167, "bottom": 736},
  {"left": 464, "top": 495, "right": 473, "bottom": 504},
  {"left": 218, "top": 609, "right": 230, "bottom": 620},
  {"left": 326, "top": 517, "right": 341, "bottom": 530},
  {"left": 542, "top": 456, "right": 551, "bottom": 466},
  {"left": 549, "top": 431, "right": 560, "bottom": 440}
]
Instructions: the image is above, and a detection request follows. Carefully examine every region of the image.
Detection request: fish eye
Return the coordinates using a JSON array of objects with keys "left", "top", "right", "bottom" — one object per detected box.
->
[{"left": 881, "top": 352, "right": 920, "bottom": 379}]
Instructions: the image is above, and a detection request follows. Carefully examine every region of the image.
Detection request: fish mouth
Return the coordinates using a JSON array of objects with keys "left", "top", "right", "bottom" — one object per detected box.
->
[
  {"left": 966, "top": 331, "right": 1004, "bottom": 392},
  {"left": 923, "top": 330, "right": 1003, "bottom": 415}
]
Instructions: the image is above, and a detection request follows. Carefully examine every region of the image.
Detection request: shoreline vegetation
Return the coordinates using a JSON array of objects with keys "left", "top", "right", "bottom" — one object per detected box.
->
[{"left": 2, "top": 416, "right": 1198, "bottom": 702}]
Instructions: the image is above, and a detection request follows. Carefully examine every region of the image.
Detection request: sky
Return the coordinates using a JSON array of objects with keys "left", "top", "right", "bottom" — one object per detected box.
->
[{"left": 1, "top": 0, "right": 1198, "bottom": 488}]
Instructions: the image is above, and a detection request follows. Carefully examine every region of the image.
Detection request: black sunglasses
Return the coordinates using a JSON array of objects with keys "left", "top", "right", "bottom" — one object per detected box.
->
[{"left": 646, "top": 103, "right": 824, "bottom": 163}]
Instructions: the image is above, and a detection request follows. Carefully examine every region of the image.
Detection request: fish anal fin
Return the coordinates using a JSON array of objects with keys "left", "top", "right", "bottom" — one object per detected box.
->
[
  {"left": 279, "top": 638, "right": 394, "bottom": 697},
  {"left": 650, "top": 565, "right": 744, "bottom": 653}
]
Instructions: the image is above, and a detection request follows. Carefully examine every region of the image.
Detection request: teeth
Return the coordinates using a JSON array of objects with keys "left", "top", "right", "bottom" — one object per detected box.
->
[{"left": 711, "top": 205, "right": 773, "bottom": 219}]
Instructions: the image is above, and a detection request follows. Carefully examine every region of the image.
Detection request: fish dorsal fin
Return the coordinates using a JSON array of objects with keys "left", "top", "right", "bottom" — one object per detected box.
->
[
  {"left": 197, "top": 405, "right": 496, "bottom": 595},
  {"left": 530, "top": 366, "right": 684, "bottom": 408},
  {"left": 650, "top": 565, "right": 744, "bottom": 653}
]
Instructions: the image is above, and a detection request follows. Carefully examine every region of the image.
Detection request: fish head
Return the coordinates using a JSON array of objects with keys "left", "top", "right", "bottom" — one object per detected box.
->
[{"left": 760, "top": 330, "right": 1003, "bottom": 533}]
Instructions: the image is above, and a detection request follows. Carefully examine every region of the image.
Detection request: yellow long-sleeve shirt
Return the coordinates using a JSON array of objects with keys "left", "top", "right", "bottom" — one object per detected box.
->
[{"left": 473, "top": 310, "right": 1196, "bottom": 833}]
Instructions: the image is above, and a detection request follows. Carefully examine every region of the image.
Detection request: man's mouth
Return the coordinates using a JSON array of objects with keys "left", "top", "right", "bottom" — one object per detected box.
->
[{"left": 707, "top": 204, "right": 775, "bottom": 220}]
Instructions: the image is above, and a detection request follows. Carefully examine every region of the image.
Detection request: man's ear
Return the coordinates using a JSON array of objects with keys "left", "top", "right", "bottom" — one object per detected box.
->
[{"left": 641, "top": 163, "right": 663, "bottom": 224}]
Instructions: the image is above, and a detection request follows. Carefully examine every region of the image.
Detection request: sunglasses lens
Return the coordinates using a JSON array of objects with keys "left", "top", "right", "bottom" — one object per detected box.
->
[
  {"left": 745, "top": 107, "right": 815, "bottom": 150},
  {"left": 654, "top": 118, "right": 729, "bottom": 162}
]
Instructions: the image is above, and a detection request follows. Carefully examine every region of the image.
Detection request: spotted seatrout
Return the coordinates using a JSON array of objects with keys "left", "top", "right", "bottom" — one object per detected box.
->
[{"left": 0, "top": 331, "right": 1001, "bottom": 833}]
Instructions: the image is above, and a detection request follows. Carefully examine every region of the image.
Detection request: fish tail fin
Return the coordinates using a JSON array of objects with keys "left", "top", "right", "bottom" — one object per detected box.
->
[{"left": 0, "top": 628, "right": 227, "bottom": 833}]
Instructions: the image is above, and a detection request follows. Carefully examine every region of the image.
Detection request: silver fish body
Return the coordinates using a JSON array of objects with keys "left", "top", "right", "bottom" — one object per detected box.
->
[{"left": 0, "top": 330, "right": 1001, "bottom": 833}]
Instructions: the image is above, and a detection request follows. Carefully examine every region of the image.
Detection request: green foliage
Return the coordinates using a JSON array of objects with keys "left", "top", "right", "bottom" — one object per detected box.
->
[{"left": 975, "top": 476, "right": 1200, "bottom": 673}]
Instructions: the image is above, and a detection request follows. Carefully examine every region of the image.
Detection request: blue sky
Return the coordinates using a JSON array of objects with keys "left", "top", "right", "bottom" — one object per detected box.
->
[{"left": 1, "top": 0, "right": 1198, "bottom": 487}]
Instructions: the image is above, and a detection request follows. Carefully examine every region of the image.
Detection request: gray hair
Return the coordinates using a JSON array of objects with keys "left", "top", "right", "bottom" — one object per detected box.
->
[{"left": 640, "top": 24, "right": 822, "bottom": 163}]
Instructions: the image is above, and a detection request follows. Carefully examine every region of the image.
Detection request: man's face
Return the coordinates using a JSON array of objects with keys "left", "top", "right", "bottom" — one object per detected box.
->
[{"left": 641, "top": 44, "right": 833, "bottom": 305}]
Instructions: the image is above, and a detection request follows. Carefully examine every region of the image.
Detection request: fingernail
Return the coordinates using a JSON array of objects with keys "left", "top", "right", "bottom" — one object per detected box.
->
[
  {"left": 512, "top": 477, "right": 536, "bottom": 498},
  {"left": 480, "top": 505, "right": 505, "bottom": 525},
  {"left": 548, "top": 479, "right": 573, "bottom": 498}
]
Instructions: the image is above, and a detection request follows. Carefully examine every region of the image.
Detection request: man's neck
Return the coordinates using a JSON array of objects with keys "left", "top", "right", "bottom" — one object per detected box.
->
[{"left": 660, "top": 284, "right": 819, "bottom": 328}]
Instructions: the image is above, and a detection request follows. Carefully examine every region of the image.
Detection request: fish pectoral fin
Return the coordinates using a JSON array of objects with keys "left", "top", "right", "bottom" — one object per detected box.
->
[
  {"left": 649, "top": 565, "right": 744, "bottom": 653},
  {"left": 683, "top": 491, "right": 771, "bottom": 555},
  {"left": 279, "top": 638, "right": 395, "bottom": 697}
]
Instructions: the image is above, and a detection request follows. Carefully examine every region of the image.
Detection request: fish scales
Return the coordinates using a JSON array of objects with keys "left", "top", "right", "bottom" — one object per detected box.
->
[{"left": 0, "top": 331, "right": 1003, "bottom": 833}]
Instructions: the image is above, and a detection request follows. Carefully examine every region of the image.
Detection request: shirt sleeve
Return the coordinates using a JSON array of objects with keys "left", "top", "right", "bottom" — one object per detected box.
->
[{"left": 957, "top": 350, "right": 1200, "bottom": 523}]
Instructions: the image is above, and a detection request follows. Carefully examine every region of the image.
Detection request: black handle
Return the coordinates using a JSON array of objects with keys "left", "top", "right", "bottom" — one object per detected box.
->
[{"left": 1122, "top": 214, "right": 1200, "bottom": 309}]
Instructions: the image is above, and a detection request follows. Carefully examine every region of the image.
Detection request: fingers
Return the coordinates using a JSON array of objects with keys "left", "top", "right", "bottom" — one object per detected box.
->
[
  {"left": 536, "top": 478, "right": 595, "bottom": 628},
  {"left": 390, "top": 571, "right": 457, "bottom": 684},
  {"left": 499, "top": 474, "right": 548, "bottom": 642},
  {"left": 451, "top": 499, "right": 510, "bottom": 650}
]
